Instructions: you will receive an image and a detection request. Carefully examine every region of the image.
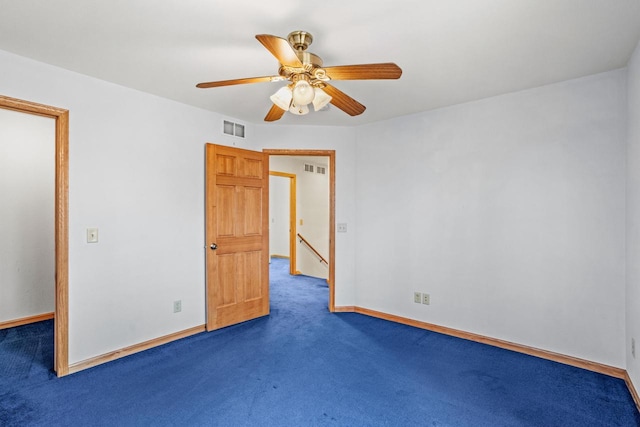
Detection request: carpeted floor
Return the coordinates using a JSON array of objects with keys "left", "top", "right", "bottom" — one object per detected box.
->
[
  {"left": 0, "top": 318, "right": 55, "bottom": 395},
  {"left": 1, "top": 258, "right": 639, "bottom": 426}
]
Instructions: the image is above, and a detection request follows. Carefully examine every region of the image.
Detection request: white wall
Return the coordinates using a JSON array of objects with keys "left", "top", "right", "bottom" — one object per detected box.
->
[
  {"left": 250, "top": 125, "right": 358, "bottom": 305},
  {"left": 0, "top": 108, "right": 55, "bottom": 322},
  {"left": 269, "top": 174, "right": 290, "bottom": 257},
  {"left": 269, "top": 156, "right": 330, "bottom": 279},
  {"left": 0, "top": 49, "right": 250, "bottom": 363},
  {"left": 1, "top": 45, "right": 632, "bottom": 372},
  {"left": 626, "top": 40, "right": 640, "bottom": 389},
  {"left": 355, "top": 70, "right": 627, "bottom": 367}
]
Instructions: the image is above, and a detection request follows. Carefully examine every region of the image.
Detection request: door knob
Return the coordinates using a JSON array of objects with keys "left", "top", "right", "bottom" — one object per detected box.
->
[{"left": 210, "top": 243, "right": 218, "bottom": 250}]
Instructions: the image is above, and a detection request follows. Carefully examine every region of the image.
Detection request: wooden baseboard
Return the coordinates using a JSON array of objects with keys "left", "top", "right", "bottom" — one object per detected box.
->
[
  {"left": 335, "top": 306, "right": 626, "bottom": 379},
  {"left": 68, "top": 325, "right": 205, "bottom": 375},
  {"left": 333, "top": 306, "right": 356, "bottom": 313},
  {"left": 0, "top": 312, "right": 54, "bottom": 330},
  {"left": 624, "top": 372, "right": 640, "bottom": 411}
]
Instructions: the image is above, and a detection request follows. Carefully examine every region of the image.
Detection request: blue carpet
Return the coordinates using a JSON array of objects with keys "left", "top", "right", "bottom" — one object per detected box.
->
[
  {"left": 0, "top": 319, "right": 55, "bottom": 393},
  {"left": 1, "top": 258, "right": 639, "bottom": 426}
]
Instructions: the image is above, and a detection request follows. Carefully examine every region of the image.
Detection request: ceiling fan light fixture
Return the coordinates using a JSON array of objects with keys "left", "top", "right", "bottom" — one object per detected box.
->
[
  {"left": 270, "top": 86, "right": 293, "bottom": 110},
  {"left": 312, "top": 87, "right": 332, "bottom": 111},
  {"left": 289, "top": 102, "right": 309, "bottom": 115},
  {"left": 291, "top": 80, "right": 315, "bottom": 106},
  {"left": 197, "top": 32, "right": 403, "bottom": 122}
]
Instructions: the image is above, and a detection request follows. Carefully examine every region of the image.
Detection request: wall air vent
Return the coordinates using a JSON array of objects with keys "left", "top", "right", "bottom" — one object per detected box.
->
[
  {"left": 223, "top": 120, "right": 245, "bottom": 138},
  {"left": 304, "top": 163, "right": 327, "bottom": 174}
]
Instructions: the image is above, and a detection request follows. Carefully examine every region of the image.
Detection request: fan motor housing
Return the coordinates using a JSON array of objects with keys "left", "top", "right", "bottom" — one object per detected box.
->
[{"left": 288, "top": 31, "right": 313, "bottom": 51}]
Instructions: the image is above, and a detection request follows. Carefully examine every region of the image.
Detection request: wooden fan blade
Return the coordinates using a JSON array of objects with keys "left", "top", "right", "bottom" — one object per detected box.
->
[
  {"left": 264, "top": 104, "right": 286, "bottom": 122},
  {"left": 196, "top": 76, "right": 279, "bottom": 88},
  {"left": 323, "top": 63, "right": 402, "bottom": 80},
  {"left": 255, "top": 34, "right": 303, "bottom": 68},
  {"left": 322, "top": 84, "right": 366, "bottom": 116}
]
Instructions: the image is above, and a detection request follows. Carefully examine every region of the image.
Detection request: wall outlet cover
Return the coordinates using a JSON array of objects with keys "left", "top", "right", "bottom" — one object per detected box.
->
[{"left": 422, "top": 293, "right": 430, "bottom": 305}]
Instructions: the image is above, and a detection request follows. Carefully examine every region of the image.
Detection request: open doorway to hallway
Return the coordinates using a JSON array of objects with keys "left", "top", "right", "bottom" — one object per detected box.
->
[{"left": 266, "top": 150, "right": 336, "bottom": 312}]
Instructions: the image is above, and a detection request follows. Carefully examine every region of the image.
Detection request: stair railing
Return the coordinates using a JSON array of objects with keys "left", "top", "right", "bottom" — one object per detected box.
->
[{"left": 297, "top": 233, "right": 328, "bottom": 265}]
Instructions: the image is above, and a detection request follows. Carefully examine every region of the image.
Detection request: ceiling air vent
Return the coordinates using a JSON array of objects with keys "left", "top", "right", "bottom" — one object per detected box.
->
[{"left": 223, "top": 120, "right": 245, "bottom": 138}]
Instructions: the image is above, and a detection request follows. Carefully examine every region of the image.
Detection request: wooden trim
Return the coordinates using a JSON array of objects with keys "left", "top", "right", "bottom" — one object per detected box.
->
[
  {"left": 289, "top": 174, "right": 297, "bottom": 276},
  {"left": 0, "top": 312, "right": 54, "bottom": 329},
  {"left": 624, "top": 372, "right": 640, "bottom": 412},
  {"left": 265, "top": 149, "right": 336, "bottom": 312},
  {"left": 328, "top": 152, "right": 335, "bottom": 312},
  {"left": 333, "top": 306, "right": 356, "bottom": 313},
  {"left": 205, "top": 144, "right": 215, "bottom": 330},
  {"left": 0, "top": 95, "right": 66, "bottom": 118},
  {"left": 269, "top": 171, "right": 295, "bottom": 178},
  {"left": 0, "top": 95, "right": 69, "bottom": 377},
  {"left": 347, "top": 306, "right": 626, "bottom": 379},
  {"left": 269, "top": 171, "right": 297, "bottom": 275},
  {"left": 55, "top": 108, "right": 70, "bottom": 377},
  {"left": 265, "top": 149, "right": 335, "bottom": 156},
  {"left": 68, "top": 325, "right": 205, "bottom": 374}
]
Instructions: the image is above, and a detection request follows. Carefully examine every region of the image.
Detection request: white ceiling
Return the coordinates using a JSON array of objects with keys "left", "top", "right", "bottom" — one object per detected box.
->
[{"left": 0, "top": 0, "right": 639, "bottom": 127}]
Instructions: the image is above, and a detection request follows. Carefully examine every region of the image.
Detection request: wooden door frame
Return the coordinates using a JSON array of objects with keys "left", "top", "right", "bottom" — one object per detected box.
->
[
  {"left": 269, "top": 171, "right": 297, "bottom": 276},
  {"left": 0, "top": 95, "right": 69, "bottom": 376},
  {"left": 264, "top": 149, "right": 336, "bottom": 312}
]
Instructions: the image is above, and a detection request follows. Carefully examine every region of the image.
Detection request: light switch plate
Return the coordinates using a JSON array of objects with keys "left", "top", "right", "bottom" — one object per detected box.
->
[{"left": 87, "top": 228, "right": 99, "bottom": 243}]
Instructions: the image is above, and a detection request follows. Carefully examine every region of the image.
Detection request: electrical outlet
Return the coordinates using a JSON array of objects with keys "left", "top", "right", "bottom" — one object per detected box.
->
[
  {"left": 173, "top": 300, "right": 182, "bottom": 313},
  {"left": 414, "top": 292, "right": 421, "bottom": 303},
  {"left": 633, "top": 338, "right": 636, "bottom": 359},
  {"left": 422, "top": 293, "right": 430, "bottom": 305}
]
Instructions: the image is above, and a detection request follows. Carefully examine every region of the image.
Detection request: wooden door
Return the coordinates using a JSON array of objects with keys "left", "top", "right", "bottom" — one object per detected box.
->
[{"left": 205, "top": 144, "right": 269, "bottom": 330}]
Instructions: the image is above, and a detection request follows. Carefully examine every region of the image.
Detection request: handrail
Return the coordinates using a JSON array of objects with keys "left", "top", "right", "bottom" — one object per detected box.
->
[{"left": 297, "top": 233, "right": 328, "bottom": 265}]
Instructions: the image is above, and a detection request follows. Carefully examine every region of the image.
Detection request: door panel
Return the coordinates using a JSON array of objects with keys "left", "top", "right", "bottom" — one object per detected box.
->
[
  {"left": 217, "top": 254, "right": 237, "bottom": 306},
  {"left": 244, "top": 187, "right": 263, "bottom": 235},
  {"left": 217, "top": 185, "right": 236, "bottom": 236},
  {"left": 206, "top": 144, "right": 269, "bottom": 330},
  {"left": 243, "top": 251, "right": 262, "bottom": 300}
]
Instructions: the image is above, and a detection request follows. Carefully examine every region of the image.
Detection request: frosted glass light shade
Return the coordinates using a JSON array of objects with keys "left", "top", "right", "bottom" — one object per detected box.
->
[
  {"left": 269, "top": 86, "right": 292, "bottom": 110},
  {"left": 312, "top": 87, "right": 332, "bottom": 111},
  {"left": 289, "top": 103, "right": 310, "bottom": 115},
  {"left": 291, "top": 80, "right": 315, "bottom": 106}
]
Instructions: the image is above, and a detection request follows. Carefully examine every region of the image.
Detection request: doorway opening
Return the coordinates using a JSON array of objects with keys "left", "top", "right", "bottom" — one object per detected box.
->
[
  {"left": 0, "top": 95, "right": 69, "bottom": 376},
  {"left": 265, "top": 149, "right": 336, "bottom": 312},
  {"left": 269, "top": 171, "right": 297, "bottom": 275}
]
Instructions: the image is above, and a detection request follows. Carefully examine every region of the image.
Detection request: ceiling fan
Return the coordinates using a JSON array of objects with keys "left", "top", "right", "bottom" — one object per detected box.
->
[{"left": 196, "top": 31, "right": 402, "bottom": 122}]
